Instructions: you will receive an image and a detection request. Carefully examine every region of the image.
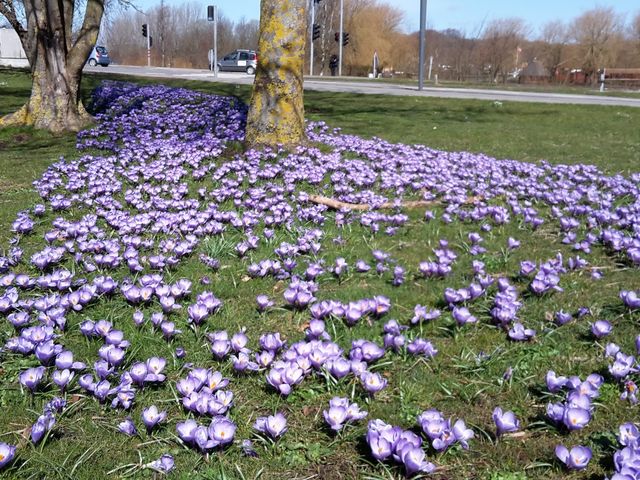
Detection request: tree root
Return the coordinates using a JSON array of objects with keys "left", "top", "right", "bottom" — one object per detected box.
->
[
  {"left": 0, "top": 102, "right": 93, "bottom": 133},
  {"left": 307, "top": 194, "right": 482, "bottom": 211},
  {"left": 0, "top": 105, "right": 29, "bottom": 128}
]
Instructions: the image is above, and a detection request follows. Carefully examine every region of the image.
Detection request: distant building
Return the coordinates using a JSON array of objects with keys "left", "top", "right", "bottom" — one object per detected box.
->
[
  {"left": 0, "top": 27, "right": 28, "bottom": 68},
  {"left": 518, "top": 59, "right": 549, "bottom": 84}
]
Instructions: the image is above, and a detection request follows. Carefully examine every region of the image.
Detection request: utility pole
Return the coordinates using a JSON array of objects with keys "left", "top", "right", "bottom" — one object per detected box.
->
[
  {"left": 214, "top": 7, "right": 217, "bottom": 78},
  {"left": 208, "top": 5, "right": 218, "bottom": 78},
  {"left": 310, "top": 0, "right": 315, "bottom": 76},
  {"left": 142, "top": 23, "right": 151, "bottom": 66},
  {"left": 160, "top": 0, "right": 166, "bottom": 67},
  {"left": 418, "top": 0, "right": 427, "bottom": 90},
  {"left": 338, "top": 0, "right": 343, "bottom": 76}
]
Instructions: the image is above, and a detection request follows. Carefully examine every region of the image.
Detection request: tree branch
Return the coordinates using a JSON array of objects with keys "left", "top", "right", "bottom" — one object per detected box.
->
[
  {"left": 68, "top": 0, "right": 104, "bottom": 72},
  {"left": 0, "top": 1, "right": 25, "bottom": 36},
  {"left": 307, "top": 194, "right": 482, "bottom": 211}
]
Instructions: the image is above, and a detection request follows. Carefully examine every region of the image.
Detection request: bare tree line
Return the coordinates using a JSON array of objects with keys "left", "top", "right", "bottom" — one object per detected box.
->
[
  {"left": 104, "top": 1, "right": 258, "bottom": 68},
  {"left": 102, "top": 1, "right": 640, "bottom": 85}
]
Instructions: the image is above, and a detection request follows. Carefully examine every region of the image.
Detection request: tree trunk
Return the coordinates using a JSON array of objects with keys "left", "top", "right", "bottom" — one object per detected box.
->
[
  {"left": 0, "top": 0, "right": 103, "bottom": 133},
  {"left": 3, "top": 45, "right": 91, "bottom": 133},
  {"left": 245, "top": 0, "right": 307, "bottom": 148}
]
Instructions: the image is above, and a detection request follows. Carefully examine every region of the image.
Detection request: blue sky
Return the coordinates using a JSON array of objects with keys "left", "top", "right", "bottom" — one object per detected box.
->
[{"left": 136, "top": 1, "right": 638, "bottom": 36}]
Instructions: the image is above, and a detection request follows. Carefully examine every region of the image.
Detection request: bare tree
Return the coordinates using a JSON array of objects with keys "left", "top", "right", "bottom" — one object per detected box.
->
[
  {"left": 234, "top": 17, "right": 259, "bottom": 50},
  {"left": 539, "top": 20, "right": 569, "bottom": 81},
  {"left": 632, "top": 12, "right": 640, "bottom": 55},
  {"left": 481, "top": 18, "right": 529, "bottom": 82},
  {"left": 311, "top": 0, "right": 339, "bottom": 75},
  {"left": 0, "top": 0, "right": 107, "bottom": 132},
  {"left": 571, "top": 6, "right": 623, "bottom": 84},
  {"left": 342, "top": 0, "right": 403, "bottom": 75},
  {"left": 245, "top": 0, "right": 307, "bottom": 147},
  {"left": 105, "top": 3, "right": 255, "bottom": 69}
]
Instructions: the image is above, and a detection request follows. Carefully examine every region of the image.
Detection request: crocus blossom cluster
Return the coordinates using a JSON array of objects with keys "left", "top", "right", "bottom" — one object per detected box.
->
[
  {"left": 323, "top": 397, "right": 368, "bottom": 431},
  {"left": 366, "top": 419, "right": 436, "bottom": 476},
  {"left": 2, "top": 80, "right": 640, "bottom": 477},
  {"left": 417, "top": 409, "right": 474, "bottom": 451},
  {"left": 607, "top": 422, "right": 640, "bottom": 479},
  {"left": 253, "top": 413, "right": 287, "bottom": 439},
  {"left": 177, "top": 416, "right": 236, "bottom": 451},
  {"left": 176, "top": 368, "right": 233, "bottom": 416},
  {"left": 545, "top": 371, "right": 603, "bottom": 431}
]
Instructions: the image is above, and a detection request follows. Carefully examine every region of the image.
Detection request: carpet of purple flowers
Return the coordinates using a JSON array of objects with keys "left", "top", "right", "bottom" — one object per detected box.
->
[{"left": 1, "top": 81, "right": 640, "bottom": 479}]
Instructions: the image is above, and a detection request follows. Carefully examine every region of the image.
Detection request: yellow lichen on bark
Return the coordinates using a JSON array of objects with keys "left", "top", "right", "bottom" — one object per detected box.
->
[{"left": 245, "top": 0, "right": 307, "bottom": 148}]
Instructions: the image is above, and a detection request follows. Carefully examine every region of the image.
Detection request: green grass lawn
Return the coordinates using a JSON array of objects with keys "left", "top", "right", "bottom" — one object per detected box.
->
[{"left": 0, "top": 69, "right": 639, "bottom": 480}]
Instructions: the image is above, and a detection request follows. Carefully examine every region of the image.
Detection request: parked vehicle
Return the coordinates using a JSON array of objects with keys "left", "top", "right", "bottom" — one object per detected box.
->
[
  {"left": 216, "top": 49, "right": 257, "bottom": 74},
  {"left": 87, "top": 46, "right": 110, "bottom": 67}
]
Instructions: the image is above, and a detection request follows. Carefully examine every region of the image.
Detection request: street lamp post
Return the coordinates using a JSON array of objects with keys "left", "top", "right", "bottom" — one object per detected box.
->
[
  {"left": 310, "top": 0, "right": 315, "bottom": 76},
  {"left": 208, "top": 5, "right": 218, "bottom": 78},
  {"left": 338, "top": 0, "right": 343, "bottom": 76},
  {"left": 418, "top": 0, "right": 427, "bottom": 90}
]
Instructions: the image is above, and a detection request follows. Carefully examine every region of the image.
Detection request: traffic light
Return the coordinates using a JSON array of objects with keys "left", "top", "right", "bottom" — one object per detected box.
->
[
  {"left": 142, "top": 23, "right": 148, "bottom": 37},
  {"left": 312, "top": 24, "right": 320, "bottom": 41},
  {"left": 334, "top": 32, "right": 339, "bottom": 42},
  {"left": 207, "top": 5, "right": 215, "bottom": 21},
  {"left": 342, "top": 32, "right": 349, "bottom": 46},
  {"left": 149, "top": 36, "right": 153, "bottom": 48}
]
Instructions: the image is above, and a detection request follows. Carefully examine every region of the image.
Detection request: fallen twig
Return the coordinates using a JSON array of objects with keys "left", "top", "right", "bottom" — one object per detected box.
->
[{"left": 307, "top": 194, "right": 482, "bottom": 211}]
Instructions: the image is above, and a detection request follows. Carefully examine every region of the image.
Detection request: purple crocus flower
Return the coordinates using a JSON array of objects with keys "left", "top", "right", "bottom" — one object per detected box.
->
[
  {"left": 256, "top": 294, "right": 274, "bottom": 312},
  {"left": 545, "top": 370, "right": 568, "bottom": 393},
  {"left": 187, "top": 302, "right": 209, "bottom": 325},
  {"left": 367, "top": 431, "right": 392, "bottom": 461},
  {"left": 208, "top": 416, "right": 236, "bottom": 446},
  {"left": 590, "top": 320, "right": 613, "bottom": 338},
  {"left": 620, "top": 290, "right": 640, "bottom": 310},
  {"left": 452, "top": 419, "right": 474, "bottom": 449},
  {"left": 555, "top": 444, "right": 592, "bottom": 470},
  {"left": 323, "top": 401, "right": 349, "bottom": 431},
  {"left": 519, "top": 260, "right": 536, "bottom": 276},
  {"left": 563, "top": 407, "right": 591, "bottom": 431},
  {"left": 141, "top": 405, "right": 167, "bottom": 433},
  {"left": 452, "top": 307, "right": 477, "bottom": 326},
  {"left": 55, "top": 351, "right": 86, "bottom": 371},
  {"left": 609, "top": 352, "right": 636, "bottom": 380},
  {"left": 133, "top": 310, "right": 145, "bottom": 327},
  {"left": 52, "top": 369, "right": 74, "bottom": 391},
  {"left": 554, "top": 310, "right": 573, "bottom": 326},
  {"left": 241, "top": 439, "right": 258, "bottom": 457},
  {"left": 176, "top": 419, "right": 199, "bottom": 445},
  {"left": 118, "top": 417, "right": 138, "bottom": 436},
  {"left": 31, "top": 413, "right": 55, "bottom": 445},
  {"left": 618, "top": 422, "right": 640, "bottom": 446},
  {"left": 129, "top": 362, "right": 148, "bottom": 386},
  {"left": 19, "top": 366, "right": 46, "bottom": 392},
  {"left": 401, "top": 446, "right": 436, "bottom": 476},
  {"left": 254, "top": 412, "right": 287, "bottom": 439},
  {"left": 144, "top": 357, "right": 166, "bottom": 383},
  {"left": 507, "top": 237, "right": 521, "bottom": 250},
  {"left": 620, "top": 380, "right": 638, "bottom": 404},
  {"left": 508, "top": 322, "right": 536, "bottom": 341},
  {"left": 360, "top": 371, "right": 387, "bottom": 394},
  {"left": 325, "top": 357, "right": 352, "bottom": 379},
  {"left": 149, "top": 454, "right": 174, "bottom": 473},
  {"left": 493, "top": 407, "right": 520, "bottom": 436},
  {"left": 0, "top": 442, "right": 17, "bottom": 469}
]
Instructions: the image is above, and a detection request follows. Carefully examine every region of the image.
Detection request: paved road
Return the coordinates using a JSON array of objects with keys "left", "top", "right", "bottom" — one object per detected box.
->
[{"left": 88, "top": 65, "right": 640, "bottom": 108}]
